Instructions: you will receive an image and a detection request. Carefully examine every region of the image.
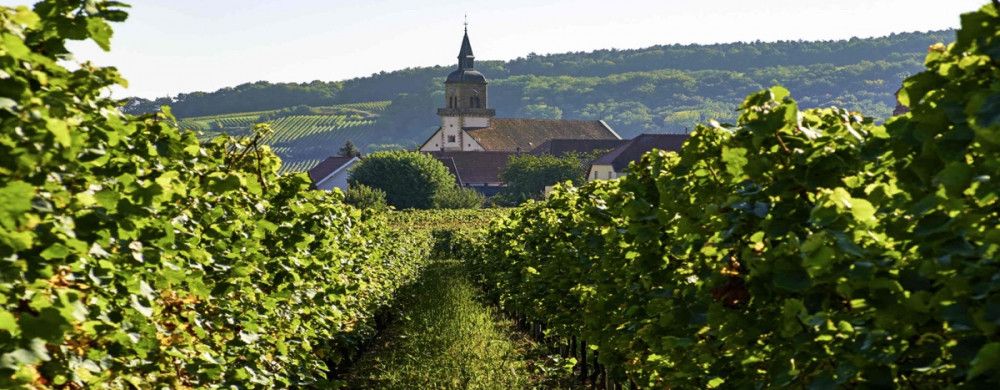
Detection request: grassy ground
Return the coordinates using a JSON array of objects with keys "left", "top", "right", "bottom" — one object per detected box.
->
[{"left": 348, "top": 261, "right": 533, "bottom": 389}]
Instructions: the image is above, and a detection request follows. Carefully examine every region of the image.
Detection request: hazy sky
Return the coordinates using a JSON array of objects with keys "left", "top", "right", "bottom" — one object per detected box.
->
[{"left": 3, "top": 0, "right": 984, "bottom": 98}]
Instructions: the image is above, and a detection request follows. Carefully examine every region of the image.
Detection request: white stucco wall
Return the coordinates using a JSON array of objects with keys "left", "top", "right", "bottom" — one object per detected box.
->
[
  {"left": 588, "top": 164, "right": 620, "bottom": 181},
  {"left": 464, "top": 116, "right": 490, "bottom": 128},
  {"left": 419, "top": 121, "right": 486, "bottom": 152},
  {"left": 420, "top": 128, "right": 443, "bottom": 151},
  {"left": 442, "top": 118, "right": 463, "bottom": 151}
]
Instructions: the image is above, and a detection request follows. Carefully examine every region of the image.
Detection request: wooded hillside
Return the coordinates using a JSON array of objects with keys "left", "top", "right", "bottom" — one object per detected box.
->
[{"left": 125, "top": 31, "right": 952, "bottom": 146}]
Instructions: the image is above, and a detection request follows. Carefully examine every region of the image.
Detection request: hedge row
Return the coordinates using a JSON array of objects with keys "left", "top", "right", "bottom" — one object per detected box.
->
[
  {"left": 0, "top": 2, "right": 429, "bottom": 387},
  {"left": 465, "top": 4, "right": 1000, "bottom": 387}
]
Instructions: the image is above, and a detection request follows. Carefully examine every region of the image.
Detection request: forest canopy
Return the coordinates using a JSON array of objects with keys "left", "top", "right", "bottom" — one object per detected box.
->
[{"left": 124, "top": 30, "right": 953, "bottom": 142}]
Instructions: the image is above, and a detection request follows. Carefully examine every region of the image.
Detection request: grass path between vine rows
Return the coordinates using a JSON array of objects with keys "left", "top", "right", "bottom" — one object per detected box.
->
[{"left": 347, "top": 261, "right": 540, "bottom": 389}]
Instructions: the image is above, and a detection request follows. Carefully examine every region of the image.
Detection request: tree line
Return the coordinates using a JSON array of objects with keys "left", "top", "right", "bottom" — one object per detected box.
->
[{"left": 123, "top": 30, "right": 952, "bottom": 143}]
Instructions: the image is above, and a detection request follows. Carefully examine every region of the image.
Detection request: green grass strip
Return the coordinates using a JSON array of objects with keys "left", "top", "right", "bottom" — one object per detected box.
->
[{"left": 348, "top": 261, "right": 532, "bottom": 389}]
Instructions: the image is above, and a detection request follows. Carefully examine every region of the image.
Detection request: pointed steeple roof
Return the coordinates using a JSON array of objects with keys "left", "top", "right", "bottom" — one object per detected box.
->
[
  {"left": 446, "top": 23, "right": 486, "bottom": 84},
  {"left": 458, "top": 26, "right": 475, "bottom": 69}
]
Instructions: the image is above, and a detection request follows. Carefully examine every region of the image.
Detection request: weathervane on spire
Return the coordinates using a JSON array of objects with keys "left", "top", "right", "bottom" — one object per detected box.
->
[{"left": 464, "top": 14, "right": 468, "bottom": 32}]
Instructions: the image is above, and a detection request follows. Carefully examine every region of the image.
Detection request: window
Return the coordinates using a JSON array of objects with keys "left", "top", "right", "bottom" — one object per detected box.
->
[
  {"left": 607, "top": 171, "right": 613, "bottom": 179},
  {"left": 447, "top": 135, "right": 456, "bottom": 143},
  {"left": 470, "top": 96, "right": 481, "bottom": 108}
]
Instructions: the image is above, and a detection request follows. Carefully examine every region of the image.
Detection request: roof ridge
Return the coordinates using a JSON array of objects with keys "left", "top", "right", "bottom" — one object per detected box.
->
[{"left": 493, "top": 117, "right": 604, "bottom": 122}]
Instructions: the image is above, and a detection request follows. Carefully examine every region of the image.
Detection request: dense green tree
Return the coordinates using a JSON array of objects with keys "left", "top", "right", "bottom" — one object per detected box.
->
[
  {"left": 579, "top": 100, "right": 655, "bottom": 132},
  {"left": 339, "top": 140, "right": 361, "bottom": 157},
  {"left": 499, "top": 153, "right": 588, "bottom": 203},
  {"left": 348, "top": 151, "right": 457, "bottom": 209}
]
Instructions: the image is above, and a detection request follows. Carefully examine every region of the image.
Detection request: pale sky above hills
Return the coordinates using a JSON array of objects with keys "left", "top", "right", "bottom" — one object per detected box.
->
[{"left": 1, "top": 0, "right": 986, "bottom": 98}]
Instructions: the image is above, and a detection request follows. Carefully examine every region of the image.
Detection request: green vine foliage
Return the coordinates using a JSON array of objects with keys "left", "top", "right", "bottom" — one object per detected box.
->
[
  {"left": 466, "top": 3, "right": 1000, "bottom": 387},
  {"left": 0, "top": 1, "right": 429, "bottom": 387}
]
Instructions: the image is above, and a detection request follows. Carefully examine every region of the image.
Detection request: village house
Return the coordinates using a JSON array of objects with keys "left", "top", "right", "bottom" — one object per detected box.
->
[
  {"left": 588, "top": 134, "right": 688, "bottom": 181},
  {"left": 307, "top": 156, "right": 360, "bottom": 191}
]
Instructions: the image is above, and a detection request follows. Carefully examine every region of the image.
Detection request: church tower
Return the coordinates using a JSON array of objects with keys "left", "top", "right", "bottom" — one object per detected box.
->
[{"left": 435, "top": 25, "right": 495, "bottom": 151}]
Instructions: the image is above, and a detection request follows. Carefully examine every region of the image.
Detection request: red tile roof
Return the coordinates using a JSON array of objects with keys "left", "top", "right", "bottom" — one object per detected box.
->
[
  {"left": 466, "top": 118, "right": 620, "bottom": 152},
  {"left": 593, "top": 134, "right": 689, "bottom": 172},
  {"left": 530, "top": 139, "right": 629, "bottom": 157}
]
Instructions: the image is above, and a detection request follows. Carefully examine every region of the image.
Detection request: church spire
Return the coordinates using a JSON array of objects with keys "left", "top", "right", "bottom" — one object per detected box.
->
[{"left": 458, "top": 20, "right": 475, "bottom": 70}]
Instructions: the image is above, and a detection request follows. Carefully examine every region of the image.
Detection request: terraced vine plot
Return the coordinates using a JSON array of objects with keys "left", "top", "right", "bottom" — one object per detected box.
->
[
  {"left": 174, "top": 102, "right": 391, "bottom": 174},
  {"left": 177, "top": 111, "right": 274, "bottom": 132},
  {"left": 334, "top": 101, "right": 391, "bottom": 112}
]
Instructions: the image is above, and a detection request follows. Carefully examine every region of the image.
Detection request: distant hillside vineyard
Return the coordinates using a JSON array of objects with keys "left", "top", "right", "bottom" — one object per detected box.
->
[
  {"left": 177, "top": 102, "right": 390, "bottom": 173},
  {"left": 126, "top": 30, "right": 953, "bottom": 171}
]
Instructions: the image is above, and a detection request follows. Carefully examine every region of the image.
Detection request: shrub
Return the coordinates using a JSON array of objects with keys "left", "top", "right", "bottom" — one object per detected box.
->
[
  {"left": 344, "top": 184, "right": 388, "bottom": 210},
  {"left": 499, "top": 153, "right": 587, "bottom": 203},
  {"left": 348, "top": 151, "right": 457, "bottom": 209},
  {"left": 433, "top": 186, "right": 484, "bottom": 209}
]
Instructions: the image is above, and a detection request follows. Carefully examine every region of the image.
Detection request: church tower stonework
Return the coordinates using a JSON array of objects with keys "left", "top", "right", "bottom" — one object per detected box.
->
[{"left": 433, "top": 26, "right": 495, "bottom": 151}]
